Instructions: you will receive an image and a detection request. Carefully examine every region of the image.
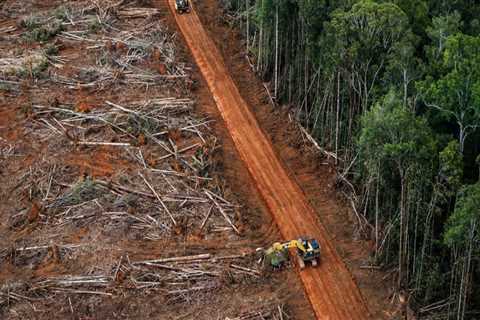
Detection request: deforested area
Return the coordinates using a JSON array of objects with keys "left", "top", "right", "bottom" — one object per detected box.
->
[
  {"left": 0, "top": 1, "right": 312, "bottom": 319},
  {"left": 216, "top": 1, "right": 480, "bottom": 319}
]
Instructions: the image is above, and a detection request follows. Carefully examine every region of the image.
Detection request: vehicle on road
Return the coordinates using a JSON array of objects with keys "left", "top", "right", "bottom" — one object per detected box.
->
[
  {"left": 175, "top": 0, "right": 190, "bottom": 14},
  {"left": 258, "top": 238, "right": 321, "bottom": 270}
]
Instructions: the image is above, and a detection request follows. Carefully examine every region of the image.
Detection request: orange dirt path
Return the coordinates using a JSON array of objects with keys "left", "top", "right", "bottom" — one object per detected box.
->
[{"left": 166, "top": 2, "right": 370, "bottom": 319}]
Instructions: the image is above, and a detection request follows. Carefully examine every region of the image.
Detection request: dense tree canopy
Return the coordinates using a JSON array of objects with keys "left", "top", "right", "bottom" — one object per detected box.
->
[{"left": 223, "top": 0, "right": 480, "bottom": 318}]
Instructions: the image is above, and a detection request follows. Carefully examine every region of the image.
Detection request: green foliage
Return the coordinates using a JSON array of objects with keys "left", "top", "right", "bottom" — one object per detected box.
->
[
  {"left": 88, "top": 18, "right": 102, "bottom": 33},
  {"left": 23, "top": 21, "right": 64, "bottom": 43},
  {"left": 13, "top": 54, "right": 49, "bottom": 80},
  {"left": 21, "top": 14, "right": 64, "bottom": 43},
  {"left": 325, "top": 1, "right": 410, "bottom": 69},
  {"left": 444, "top": 181, "right": 480, "bottom": 248},
  {"left": 221, "top": 0, "right": 480, "bottom": 314},
  {"left": 439, "top": 140, "right": 463, "bottom": 192},
  {"left": 418, "top": 33, "right": 480, "bottom": 151},
  {"left": 20, "top": 15, "right": 42, "bottom": 31},
  {"left": 359, "top": 91, "right": 435, "bottom": 170},
  {"left": 53, "top": 6, "right": 70, "bottom": 21},
  {"left": 43, "top": 44, "right": 59, "bottom": 56},
  {"left": 425, "top": 12, "right": 462, "bottom": 62},
  {"left": 358, "top": 91, "right": 436, "bottom": 247},
  {"left": 391, "top": 0, "right": 429, "bottom": 36},
  {"left": 53, "top": 178, "right": 103, "bottom": 207},
  {"left": 322, "top": 1, "right": 414, "bottom": 106},
  {"left": 415, "top": 259, "right": 448, "bottom": 304}
]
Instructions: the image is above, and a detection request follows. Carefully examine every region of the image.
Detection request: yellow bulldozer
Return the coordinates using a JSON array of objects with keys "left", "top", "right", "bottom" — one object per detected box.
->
[{"left": 257, "top": 237, "right": 321, "bottom": 270}]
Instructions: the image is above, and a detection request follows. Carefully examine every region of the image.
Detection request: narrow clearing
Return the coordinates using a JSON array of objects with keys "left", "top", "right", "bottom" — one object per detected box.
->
[{"left": 166, "top": 1, "right": 370, "bottom": 319}]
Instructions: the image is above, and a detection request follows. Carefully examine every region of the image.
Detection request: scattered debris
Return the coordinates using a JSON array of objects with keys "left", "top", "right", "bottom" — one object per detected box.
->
[{"left": 0, "top": 1, "right": 297, "bottom": 319}]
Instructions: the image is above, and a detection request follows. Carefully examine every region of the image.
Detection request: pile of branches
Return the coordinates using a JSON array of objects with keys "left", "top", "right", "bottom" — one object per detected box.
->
[
  {"left": 29, "top": 98, "right": 201, "bottom": 149},
  {"left": 55, "top": 20, "right": 187, "bottom": 89},
  {"left": 52, "top": 3, "right": 186, "bottom": 89},
  {"left": 225, "top": 305, "right": 290, "bottom": 320},
  {"left": 0, "top": 136, "right": 16, "bottom": 159},
  {"left": 1, "top": 1, "right": 186, "bottom": 90},
  {"left": 0, "top": 252, "right": 261, "bottom": 309},
  {"left": 0, "top": 243, "right": 83, "bottom": 267},
  {"left": 11, "top": 98, "right": 239, "bottom": 240},
  {"left": 9, "top": 160, "right": 240, "bottom": 240},
  {"left": 9, "top": 98, "right": 240, "bottom": 240}
]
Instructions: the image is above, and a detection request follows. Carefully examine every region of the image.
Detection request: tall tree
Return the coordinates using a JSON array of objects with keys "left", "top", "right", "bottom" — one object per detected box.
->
[
  {"left": 419, "top": 34, "right": 480, "bottom": 152},
  {"left": 358, "top": 91, "right": 436, "bottom": 288},
  {"left": 444, "top": 181, "right": 480, "bottom": 320},
  {"left": 323, "top": 0, "right": 412, "bottom": 109}
]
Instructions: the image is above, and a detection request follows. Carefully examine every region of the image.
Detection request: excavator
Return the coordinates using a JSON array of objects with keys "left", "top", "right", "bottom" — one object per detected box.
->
[
  {"left": 175, "top": 0, "right": 191, "bottom": 14},
  {"left": 258, "top": 238, "right": 321, "bottom": 270}
]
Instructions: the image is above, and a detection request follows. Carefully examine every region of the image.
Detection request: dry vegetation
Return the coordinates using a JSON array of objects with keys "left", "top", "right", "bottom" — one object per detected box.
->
[{"left": 0, "top": 1, "right": 306, "bottom": 319}]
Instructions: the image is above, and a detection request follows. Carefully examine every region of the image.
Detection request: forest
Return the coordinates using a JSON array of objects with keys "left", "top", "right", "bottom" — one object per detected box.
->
[{"left": 220, "top": 0, "right": 480, "bottom": 318}]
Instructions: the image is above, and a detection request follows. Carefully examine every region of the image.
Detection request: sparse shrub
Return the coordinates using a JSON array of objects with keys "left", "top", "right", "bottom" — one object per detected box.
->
[
  {"left": 78, "top": 68, "right": 99, "bottom": 82},
  {"left": 20, "top": 103, "right": 33, "bottom": 116},
  {"left": 88, "top": 19, "right": 102, "bottom": 33},
  {"left": 21, "top": 14, "right": 64, "bottom": 43},
  {"left": 23, "top": 21, "right": 64, "bottom": 43},
  {"left": 53, "top": 6, "right": 70, "bottom": 21},
  {"left": 52, "top": 178, "right": 104, "bottom": 207},
  {"left": 0, "top": 83, "right": 13, "bottom": 92},
  {"left": 126, "top": 114, "right": 160, "bottom": 136},
  {"left": 20, "top": 15, "right": 41, "bottom": 31},
  {"left": 18, "top": 56, "right": 49, "bottom": 79},
  {"left": 43, "top": 44, "right": 59, "bottom": 56}
]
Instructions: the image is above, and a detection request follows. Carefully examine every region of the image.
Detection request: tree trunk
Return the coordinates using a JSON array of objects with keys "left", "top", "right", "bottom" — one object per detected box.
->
[
  {"left": 274, "top": 3, "right": 279, "bottom": 99},
  {"left": 398, "top": 167, "right": 407, "bottom": 289},
  {"left": 246, "top": 0, "right": 249, "bottom": 53},
  {"left": 335, "top": 71, "right": 340, "bottom": 164}
]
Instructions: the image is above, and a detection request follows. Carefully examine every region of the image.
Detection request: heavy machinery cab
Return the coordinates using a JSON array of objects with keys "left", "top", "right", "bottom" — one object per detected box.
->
[
  {"left": 289, "top": 238, "right": 321, "bottom": 269},
  {"left": 297, "top": 238, "right": 320, "bottom": 262},
  {"left": 175, "top": 0, "right": 190, "bottom": 14}
]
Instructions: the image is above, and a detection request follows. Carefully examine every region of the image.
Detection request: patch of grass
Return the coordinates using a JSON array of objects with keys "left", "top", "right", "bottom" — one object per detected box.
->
[
  {"left": 23, "top": 21, "right": 64, "bottom": 43},
  {"left": 88, "top": 19, "right": 102, "bottom": 33},
  {"left": 20, "top": 15, "right": 42, "bottom": 31},
  {"left": 43, "top": 44, "right": 59, "bottom": 56},
  {"left": 52, "top": 178, "right": 104, "bottom": 207},
  {"left": 126, "top": 114, "right": 160, "bottom": 136},
  {"left": 20, "top": 14, "right": 64, "bottom": 43},
  {"left": 0, "top": 82, "right": 14, "bottom": 92},
  {"left": 53, "top": 6, "right": 70, "bottom": 21},
  {"left": 18, "top": 57, "right": 49, "bottom": 79}
]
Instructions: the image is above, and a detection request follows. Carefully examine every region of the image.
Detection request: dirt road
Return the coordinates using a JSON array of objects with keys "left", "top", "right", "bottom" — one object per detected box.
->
[{"left": 166, "top": 2, "right": 370, "bottom": 319}]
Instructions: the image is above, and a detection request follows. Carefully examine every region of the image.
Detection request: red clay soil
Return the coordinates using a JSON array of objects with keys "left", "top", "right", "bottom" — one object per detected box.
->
[{"left": 165, "top": 1, "right": 370, "bottom": 319}]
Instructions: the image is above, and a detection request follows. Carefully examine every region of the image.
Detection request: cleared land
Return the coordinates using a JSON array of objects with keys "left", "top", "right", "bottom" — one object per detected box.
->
[{"left": 0, "top": 1, "right": 312, "bottom": 319}]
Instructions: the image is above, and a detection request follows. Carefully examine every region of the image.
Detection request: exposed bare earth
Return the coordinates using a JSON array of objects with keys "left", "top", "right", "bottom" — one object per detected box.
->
[
  {"left": 0, "top": 1, "right": 312, "bottom": 319},
  {"left": 166, "top": 1, "right": 371, "bottom": 319}
]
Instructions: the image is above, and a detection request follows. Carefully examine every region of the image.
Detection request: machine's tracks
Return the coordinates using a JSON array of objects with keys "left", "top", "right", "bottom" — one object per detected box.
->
[{"left": 164, "top": 1, "right": 371, "bottom": 319}]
